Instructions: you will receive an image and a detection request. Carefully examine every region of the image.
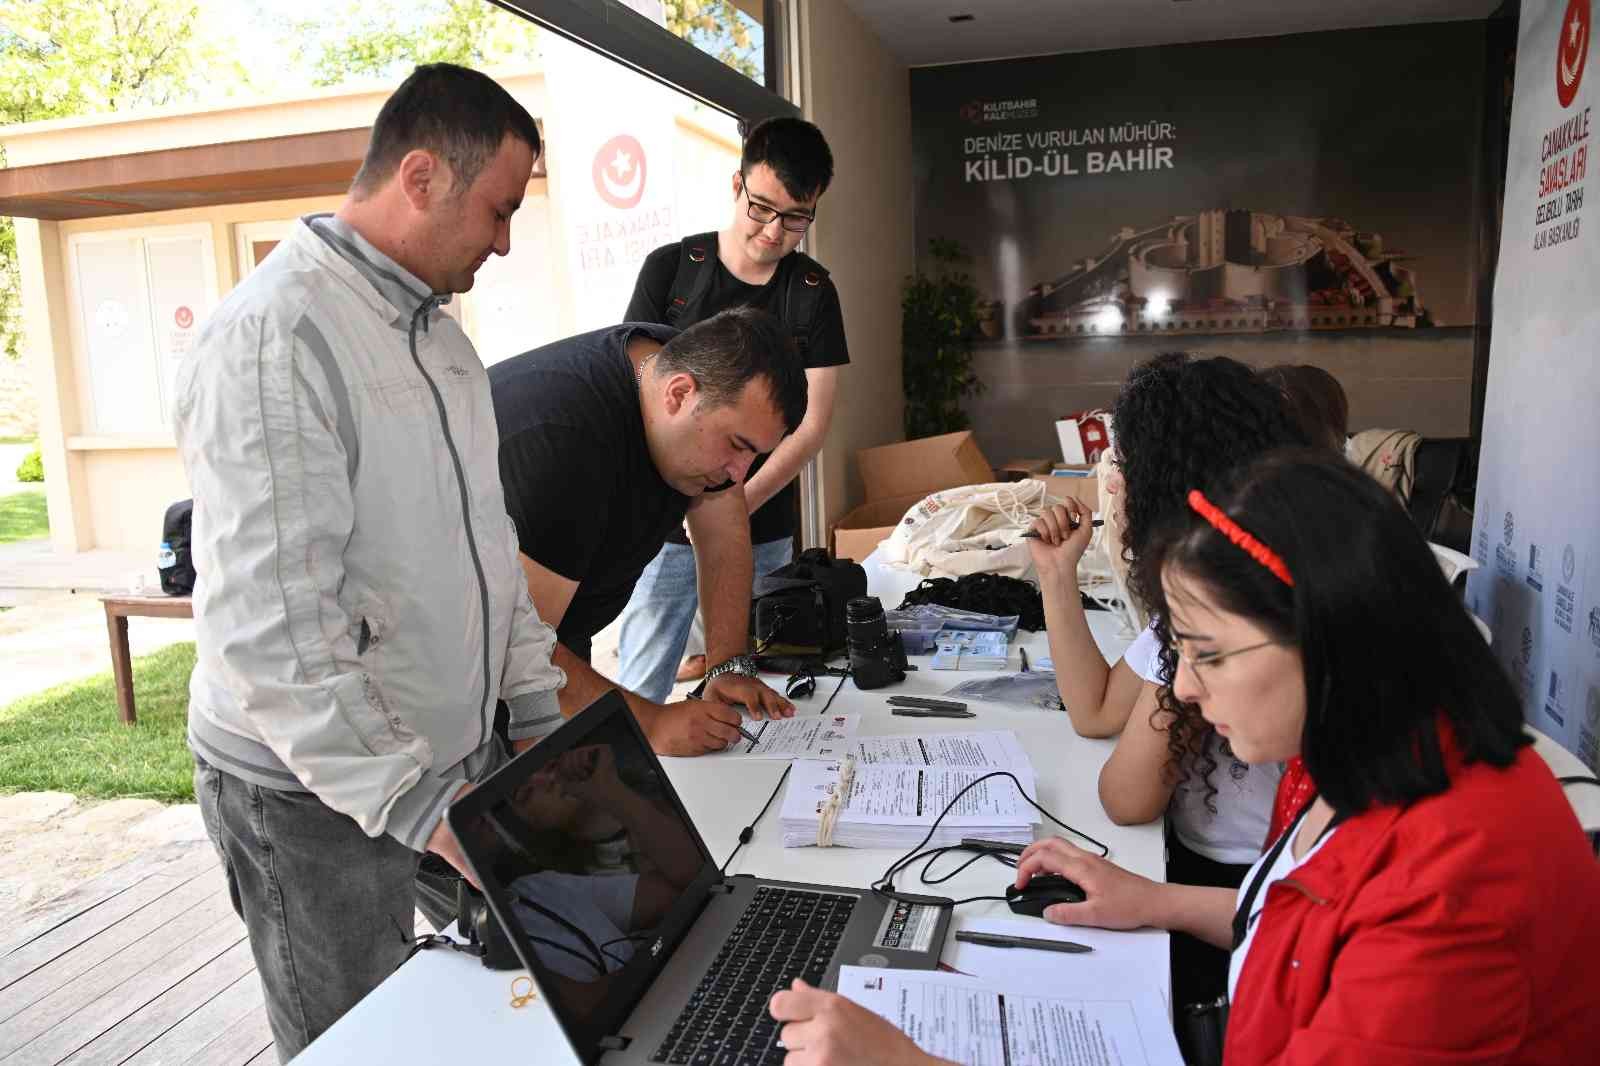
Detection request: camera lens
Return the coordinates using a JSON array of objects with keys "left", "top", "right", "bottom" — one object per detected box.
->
[{"left": 845, "top": 596, "right": 884, "bottom": 625}]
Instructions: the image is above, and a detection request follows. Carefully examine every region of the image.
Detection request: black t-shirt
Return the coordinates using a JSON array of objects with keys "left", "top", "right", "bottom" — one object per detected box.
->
[
  {"left": 490, "top": 322, "right": 711, "bottom": 659},
  {"left": 625, "top": 237, "right": 849, "bottom": 546}
]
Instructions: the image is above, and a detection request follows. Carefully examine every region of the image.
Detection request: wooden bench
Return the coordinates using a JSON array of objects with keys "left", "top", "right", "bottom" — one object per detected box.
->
[{"left": 101, "top": 594, "right": 193, "bottom": 725}]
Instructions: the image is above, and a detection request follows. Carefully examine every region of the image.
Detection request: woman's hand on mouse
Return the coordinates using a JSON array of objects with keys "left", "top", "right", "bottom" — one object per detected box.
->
[{"left": 1016, "top": 837, "right": 1163, "bottom": 929}]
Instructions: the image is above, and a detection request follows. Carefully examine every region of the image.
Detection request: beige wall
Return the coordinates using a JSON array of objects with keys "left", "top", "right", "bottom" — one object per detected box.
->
[{"left": 799, "top": 0, "right": 913, "bottom": 532}]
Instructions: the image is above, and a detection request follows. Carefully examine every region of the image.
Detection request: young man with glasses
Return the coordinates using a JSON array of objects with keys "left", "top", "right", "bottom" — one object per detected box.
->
[{"left": 613, "top": 117, "right": 849, "bottom": 700}]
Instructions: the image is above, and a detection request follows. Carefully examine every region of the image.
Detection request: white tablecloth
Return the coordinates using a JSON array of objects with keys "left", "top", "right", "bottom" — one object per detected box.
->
[{"left": 298, "top": 553, "right": 1156, "bottom": 1065}]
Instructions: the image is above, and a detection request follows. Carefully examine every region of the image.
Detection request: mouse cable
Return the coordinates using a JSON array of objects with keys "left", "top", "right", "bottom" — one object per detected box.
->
[{"left": 872, "top": 770, "right": 1109, "bottom": 909}]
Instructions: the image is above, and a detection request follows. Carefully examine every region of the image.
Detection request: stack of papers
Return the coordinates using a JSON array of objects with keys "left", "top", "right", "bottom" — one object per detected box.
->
[
  {"left": 779, "top": 731, "right": 1038, "bottom": 849},
  {"left": 931, "top": 629, "right": 1011, "bottom": 671}
]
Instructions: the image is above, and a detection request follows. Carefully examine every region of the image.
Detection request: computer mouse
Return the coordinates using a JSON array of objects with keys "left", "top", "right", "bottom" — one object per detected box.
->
[{"left": 1005, "top": 874, "right": 1086, "bottom": 917}]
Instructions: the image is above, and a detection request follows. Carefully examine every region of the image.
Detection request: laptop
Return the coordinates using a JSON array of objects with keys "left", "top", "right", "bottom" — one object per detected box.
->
[{"left": 448, "top": 691, "right": 950, "bottom": 1065}]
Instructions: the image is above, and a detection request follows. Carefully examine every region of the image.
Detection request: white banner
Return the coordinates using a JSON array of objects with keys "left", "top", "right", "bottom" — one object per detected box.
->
[
  {"left": 541, "top": 31, "right": 681, "bottom": 331},
  {"left": 1468, "top": 0, "right": 1599, "bottom": 769}
]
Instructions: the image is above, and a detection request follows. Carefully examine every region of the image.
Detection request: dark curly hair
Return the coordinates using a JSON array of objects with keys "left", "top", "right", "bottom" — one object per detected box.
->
[{"left": 1110, "top": 353, "right": 1311, "bottom": 809}]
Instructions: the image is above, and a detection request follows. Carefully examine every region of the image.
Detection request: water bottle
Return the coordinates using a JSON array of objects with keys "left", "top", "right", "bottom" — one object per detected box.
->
[{"left": 157, "top": 541, "right": 177, "bottom": 571}]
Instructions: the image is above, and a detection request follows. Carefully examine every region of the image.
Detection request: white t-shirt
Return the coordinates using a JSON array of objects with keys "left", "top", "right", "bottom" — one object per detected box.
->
[
  {"left": 1228, "top": 814, "right": 1337, "bottom": 1001},
  {"left": 1123, "top": 623, "right": 1283, "bottom": 865}
]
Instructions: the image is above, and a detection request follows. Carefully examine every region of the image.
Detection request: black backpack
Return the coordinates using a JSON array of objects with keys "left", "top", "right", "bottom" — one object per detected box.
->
[
  {"left": 160, "top": 499, "right": 197, "bottom": 596},
  {"left": 664, "top": 231, "right": 828, "bottom": 355}
]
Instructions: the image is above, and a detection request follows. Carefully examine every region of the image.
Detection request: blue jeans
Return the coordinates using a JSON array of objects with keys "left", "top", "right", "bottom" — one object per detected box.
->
[
  {"left": 195, "top": 757, "right": 420, "bottom": 1061},
  {"left": 616, "top": 538, "right": 793, "bottom": 702}
]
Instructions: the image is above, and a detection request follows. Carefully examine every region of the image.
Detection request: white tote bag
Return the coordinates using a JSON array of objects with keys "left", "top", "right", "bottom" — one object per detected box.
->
[{"left": 881, "top": 480, "right": 1054, "bottom": 579}]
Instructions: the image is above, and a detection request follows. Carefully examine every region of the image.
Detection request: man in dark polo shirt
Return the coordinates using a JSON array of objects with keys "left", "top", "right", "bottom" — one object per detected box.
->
[
  {"left": 489, "top": 307, "right": 804, "bottom": 755},
  {"left": 614, "top": 117, "right": 848, "bottom": 700}
]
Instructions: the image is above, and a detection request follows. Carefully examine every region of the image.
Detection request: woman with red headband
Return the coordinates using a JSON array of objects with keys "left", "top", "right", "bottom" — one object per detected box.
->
[{"left": 768, "top": 449, "right": 1600, "bottom": 1063}]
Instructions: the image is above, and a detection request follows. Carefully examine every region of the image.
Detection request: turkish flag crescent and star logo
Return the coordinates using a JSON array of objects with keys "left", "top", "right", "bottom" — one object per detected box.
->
[
  {"left": 592, "top": 134, "right": 647, "bottom": 210},
  {"left": 1556, "top": 0, "right": 1590, "bottom": 108}
]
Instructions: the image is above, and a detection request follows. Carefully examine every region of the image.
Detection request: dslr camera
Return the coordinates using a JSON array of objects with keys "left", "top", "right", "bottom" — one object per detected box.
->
[{"left": 845, "top": 596, "right": 908, "bottom": 690}]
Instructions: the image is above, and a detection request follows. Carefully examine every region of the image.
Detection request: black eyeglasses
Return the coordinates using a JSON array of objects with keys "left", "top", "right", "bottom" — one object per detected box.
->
[{"left": 741, "top": 176, "right": 814, "bottom": 233}]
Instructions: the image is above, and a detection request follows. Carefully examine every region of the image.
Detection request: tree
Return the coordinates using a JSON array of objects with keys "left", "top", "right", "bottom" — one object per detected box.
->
[
  {"left": 663, "top": 0, "right": 761, "bottom": 82},
  {"left": 296, "top": 0, "right": 542, "bottom": 86},
  {"left": 1, "top": 0, "right": 235, "bottom": 362}
]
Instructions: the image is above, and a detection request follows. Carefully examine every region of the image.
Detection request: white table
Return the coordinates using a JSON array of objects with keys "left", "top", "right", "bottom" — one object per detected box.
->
[{"left": 299, "top": 560, "right": 1159, "bottom": 1065}]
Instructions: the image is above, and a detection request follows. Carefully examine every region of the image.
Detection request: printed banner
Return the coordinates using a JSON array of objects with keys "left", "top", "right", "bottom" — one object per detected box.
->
[
  {"left": 1469, "top": 0, "right": 1598, "bottom": 769},
  {"left": 541, "top": 29, "right": 680, "bottom": 331},
  {"left": 910, "top": 23, "right": 1491, "bottom": 463}
]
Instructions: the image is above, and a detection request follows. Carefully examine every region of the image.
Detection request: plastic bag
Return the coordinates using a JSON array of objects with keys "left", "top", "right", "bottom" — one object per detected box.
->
[{"left": 942, "top": 672, "right": 1065, "bottom": 712}]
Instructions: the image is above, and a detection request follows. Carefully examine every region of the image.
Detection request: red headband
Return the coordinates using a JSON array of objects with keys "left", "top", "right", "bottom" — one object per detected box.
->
[{"left": 1186, "top": 489, "right": 1294, "bottom": 587}]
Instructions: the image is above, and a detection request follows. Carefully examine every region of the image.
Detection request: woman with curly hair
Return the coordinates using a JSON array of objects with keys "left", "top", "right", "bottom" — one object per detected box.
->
[{"left": 1025, "top": 351, "right": 1310, "bottom": 1010}]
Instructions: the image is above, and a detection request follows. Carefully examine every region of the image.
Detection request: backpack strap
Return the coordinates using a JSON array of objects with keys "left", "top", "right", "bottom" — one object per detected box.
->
[
  {"left": 780, "top": 251, "right": 830, "bottom": 357},
  {"left": 665, "top": 231, "right": 719, "bottom": 327}
]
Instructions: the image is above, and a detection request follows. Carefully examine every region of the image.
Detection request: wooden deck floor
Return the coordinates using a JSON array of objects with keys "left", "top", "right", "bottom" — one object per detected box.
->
[{"left": 0, "top": 842, "right": 275, "bottom": 1066}]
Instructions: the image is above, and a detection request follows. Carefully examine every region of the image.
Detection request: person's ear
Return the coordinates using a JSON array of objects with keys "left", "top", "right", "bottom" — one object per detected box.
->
[
  {"left": 397, "top": 149, "right": 446, "bottom": 211},
  {"left": 732, "top": 169, "right": 743, "bottom": 200},
  {"left": 662, "top": 372, "right": 699, "bottom": 416}
]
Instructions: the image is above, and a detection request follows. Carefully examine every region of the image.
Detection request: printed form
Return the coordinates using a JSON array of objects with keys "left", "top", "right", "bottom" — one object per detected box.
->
[
  {"left": 837, "top": 966, "right": 1182, "bottom": 1066},
  {"left": 710, "top": 713, "right": 858, "bottom": 760},
  {"left": 855, "top": 730, "right": 1031, "bottom": 770}
]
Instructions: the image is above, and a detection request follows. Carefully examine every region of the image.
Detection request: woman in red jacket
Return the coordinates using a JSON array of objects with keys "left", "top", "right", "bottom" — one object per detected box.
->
[{"left": 768, "top": 450, "right": 1600, "bottom": 1065}]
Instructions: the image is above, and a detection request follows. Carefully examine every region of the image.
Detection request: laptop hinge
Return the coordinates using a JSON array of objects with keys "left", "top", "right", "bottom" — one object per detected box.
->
[
  {"left": 598, "top": 1036, "right": 631, "bottom": 1052},
  {"left": 710, "top": 880, "right": 738, "bottom": 895}
]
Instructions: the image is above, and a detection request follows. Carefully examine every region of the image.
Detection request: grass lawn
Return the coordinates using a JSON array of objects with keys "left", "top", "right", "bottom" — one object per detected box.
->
[
  {"left": 0, "top": 488, "right": 48, "bottom": 543},
  {"left": 0, "top": 642, "right": 197, "bottom": 802}
]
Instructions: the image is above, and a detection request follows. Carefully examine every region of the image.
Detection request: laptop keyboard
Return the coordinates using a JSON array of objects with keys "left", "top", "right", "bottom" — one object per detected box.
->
[{"left": 648, "top": 887, "right": 858, "bottom": 1065}]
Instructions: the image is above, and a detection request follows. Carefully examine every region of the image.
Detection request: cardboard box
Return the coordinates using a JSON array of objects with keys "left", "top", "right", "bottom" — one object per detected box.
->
[
  {"left": 996, "top": 458, "right": 1053, "bottom": 482},
  {"left": 856, "top": 431, "right": 994, "bottom": 503},
  {"left": 832, "top": 432, "right": 996, "bottom": 561},
  {"left": 831, "top": 492, "right": 926, "bottom": 563},
  {"left": 1029, "top": 463, "right": 1100, "bottom": 510}
]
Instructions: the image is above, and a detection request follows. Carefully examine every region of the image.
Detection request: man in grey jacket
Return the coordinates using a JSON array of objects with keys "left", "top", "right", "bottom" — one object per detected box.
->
[{"left": 173, "top": 64, "right": 562, "bottom": 1058}]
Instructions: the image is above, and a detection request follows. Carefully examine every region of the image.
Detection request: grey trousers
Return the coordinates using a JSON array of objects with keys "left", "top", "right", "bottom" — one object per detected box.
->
[{"left": 195, "top": 757, "right": 420, "bottom": 1061}]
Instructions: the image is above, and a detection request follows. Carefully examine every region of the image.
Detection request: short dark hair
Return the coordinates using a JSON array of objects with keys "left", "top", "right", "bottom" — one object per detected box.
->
[
  {"left": 352, "top": 63, "right": 541, "bottom": 197},
  {"left": 1145, "top": 449, "right": 1527, "bottom": 816},
  {"left": 654, "top": 307, "right": 808, "bottom": 432},
  {"left": 741, "top": 117, "right": 834, "bottom": 201},
  {"left": 1260, "top": 364, "right": 1350, "bottom": 452}
]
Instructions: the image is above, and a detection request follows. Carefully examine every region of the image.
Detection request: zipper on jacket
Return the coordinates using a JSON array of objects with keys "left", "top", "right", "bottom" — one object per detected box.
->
[{"left": 407, "top": 299, "right": 495, "bottom": 749}]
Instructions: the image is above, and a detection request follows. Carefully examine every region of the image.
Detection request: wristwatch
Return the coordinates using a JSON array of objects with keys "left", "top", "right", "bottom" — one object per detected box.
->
[{"left": 705, "top": 654, "right": 759, "bottom": 683}]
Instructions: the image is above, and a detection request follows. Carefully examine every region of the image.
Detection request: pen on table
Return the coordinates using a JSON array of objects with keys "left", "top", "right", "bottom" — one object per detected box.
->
[
  {"left": 891, "top": 707, "right": 977, "bottom": 719},
  {"left": 954, "top": 930, "right": 1093, "bottom": 954},
  {"left": 1019, "top": 522, "right": 1103, "bottom": 538},
  {"left": 1019, "top": 647, "right": 1030, "bottom": 673}
]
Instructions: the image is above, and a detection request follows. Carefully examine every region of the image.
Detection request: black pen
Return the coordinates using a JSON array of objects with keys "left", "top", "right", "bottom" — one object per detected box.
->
[
  {"left": 891, "top": 707, "right": 976, "bottom": 719},
  {"left": 687, "top": 688, "right": 762, "bottom": 744},
  {"left": 1019, "top": 647, "right": 1030, "bottom": 673},
  {"left": 954, "top": 930, "right": 1093, "bottom": 954},
  {"left": 1019, "top": 522, "right": 1103, "bottom": 538}
]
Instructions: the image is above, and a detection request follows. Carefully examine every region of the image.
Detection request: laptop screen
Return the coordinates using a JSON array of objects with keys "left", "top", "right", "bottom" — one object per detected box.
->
[{"left": 451, "top": 694, "right": 722, "bottom": 1063}]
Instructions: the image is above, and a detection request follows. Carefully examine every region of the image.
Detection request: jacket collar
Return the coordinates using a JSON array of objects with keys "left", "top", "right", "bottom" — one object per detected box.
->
[
  {"left": 300, "top": 213, "right": 452, "bottom": 331},
  {"left": 1279, "top": 722, "right": 1468, "bottom": 903}
]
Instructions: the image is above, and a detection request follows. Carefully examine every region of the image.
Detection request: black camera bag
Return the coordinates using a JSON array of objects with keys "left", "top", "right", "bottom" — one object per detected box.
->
[{"left": 750, "top": 548, "right": 867, "bottom": 655}]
